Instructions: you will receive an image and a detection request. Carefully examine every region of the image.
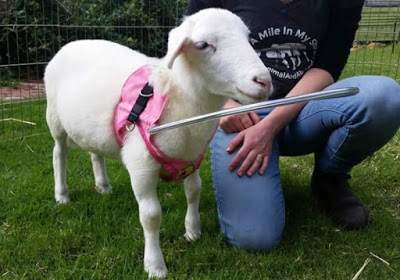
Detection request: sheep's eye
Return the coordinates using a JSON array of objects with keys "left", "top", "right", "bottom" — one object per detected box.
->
[{"left": 195, "top": 41, "right": 209, "bottom": 50}]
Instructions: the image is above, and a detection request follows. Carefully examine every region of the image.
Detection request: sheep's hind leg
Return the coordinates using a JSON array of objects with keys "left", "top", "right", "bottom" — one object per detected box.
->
[
  {"left": 53, "top": 136, "right": 70, "bottom": 204},
  {"left": 90, "top": 152, "right": 112, "bottom": 194},
  {"left": 183, "top": 170, "right": 202, "bottom": 242}
]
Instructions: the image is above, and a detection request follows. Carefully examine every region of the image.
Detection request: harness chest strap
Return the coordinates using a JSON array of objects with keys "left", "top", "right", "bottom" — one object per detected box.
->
[
  {"left": 126, "top": 82, "right": 154, "bottom": 131},
  {"left": 114, "top": 65, "right": 213, "bottom": 183}
]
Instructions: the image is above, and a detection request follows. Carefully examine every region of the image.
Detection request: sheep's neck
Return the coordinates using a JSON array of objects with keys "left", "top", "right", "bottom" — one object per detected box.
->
[
  {"left": 149, "top": 65, "right": 226, "bottom": 161},
  {"left": 152, "top": 63, "right": 227, "bottom": 120}
]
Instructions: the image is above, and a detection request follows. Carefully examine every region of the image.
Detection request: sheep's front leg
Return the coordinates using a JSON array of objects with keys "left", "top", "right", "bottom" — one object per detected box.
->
[
  {"left": 183, "top": 170, "right": 202, "bottom": 242},
  {"left": 90, "top": 152, "right": 112, "bottom": 194},
  {"left": 122, "top": 135, "right": 167, "bottom": 278},
  {"left": 129, "top": 170, "right": 166, "bottom": 278},
  {"left": 123, "top": 144, "right": 166, "bottom": 279}
]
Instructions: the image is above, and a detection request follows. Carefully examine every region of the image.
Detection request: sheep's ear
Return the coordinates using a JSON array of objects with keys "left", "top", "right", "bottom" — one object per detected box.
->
[{"left": 165, "top": 27, "right": 192, "bottom": 69}]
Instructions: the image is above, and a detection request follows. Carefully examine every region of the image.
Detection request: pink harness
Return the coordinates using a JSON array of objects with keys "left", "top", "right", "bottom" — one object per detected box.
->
[{"left": 114, "top": 65, "right": 212, "bottom": 183}]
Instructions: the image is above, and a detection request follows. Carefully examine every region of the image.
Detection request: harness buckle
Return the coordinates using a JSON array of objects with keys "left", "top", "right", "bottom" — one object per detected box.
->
[{"left": 140, "top": 83, "right": 154, "bottom": 97}]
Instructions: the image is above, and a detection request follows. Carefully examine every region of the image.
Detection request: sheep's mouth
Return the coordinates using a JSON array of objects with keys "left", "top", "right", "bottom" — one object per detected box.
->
[{"left": 236, "top": 87, "right": 267, "bottom": 102}]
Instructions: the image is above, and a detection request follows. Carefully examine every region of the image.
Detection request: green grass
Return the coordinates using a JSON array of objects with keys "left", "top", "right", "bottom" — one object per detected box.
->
[
  {"left": 341, "top": 43, "right": 400, "bottom": 83},
  {"left": 1, "top": 122, "right": 400, "bottom": 279},
  {"left": 0, "top": 99, "right": 48, "bottom": 141},
  {"left": 355, "top": 6, "right": 400, "bottom": 42},
  {"left": 1, "top": 45, "right": 400, "bottom": 279}
]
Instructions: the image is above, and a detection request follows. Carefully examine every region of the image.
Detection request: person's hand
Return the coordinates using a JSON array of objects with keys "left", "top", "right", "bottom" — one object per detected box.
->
[
  {"left": 220, "top": 99, "right": 260, "bottom": 133},
  {"left": 226, "top": 120, "right": 275, "bottom": 177}
]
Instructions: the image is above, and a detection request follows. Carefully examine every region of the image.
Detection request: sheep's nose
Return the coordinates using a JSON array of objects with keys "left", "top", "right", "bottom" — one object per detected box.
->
[{"left": 253, "top": 76, "right": 271, "bottom": 90}]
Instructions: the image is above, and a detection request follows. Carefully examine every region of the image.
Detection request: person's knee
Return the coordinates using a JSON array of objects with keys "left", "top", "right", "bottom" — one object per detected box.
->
[
  {"left": 344, "top": 76, "right": 400, "bottom": 147},
  {"left": 362, "top": 76, "right": 400, "bottom": 117},
  {"left": 227, "top": 225, "right": 283, "bottom": 251},
  {"left": 342, "top": 76, "right": 400, "bottom": 132},
  {"left": 380, "top": 77, "right": 400, "bottom": 116}
]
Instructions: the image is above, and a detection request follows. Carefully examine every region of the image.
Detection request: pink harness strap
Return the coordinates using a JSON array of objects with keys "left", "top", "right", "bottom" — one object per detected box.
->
[{"left": 114, "top": 65, "right": 213, "bottom": 183}]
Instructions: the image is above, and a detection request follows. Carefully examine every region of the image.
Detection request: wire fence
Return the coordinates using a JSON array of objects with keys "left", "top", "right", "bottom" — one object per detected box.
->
[
  {"left": 0, "top": 1, "right": 400, "bottom": 142},
  {"left": 341, "top": 4, "right": 400, "bottom": 80},
  {"left": 0, "top": 0, "right": 187, "bottom": 141}
]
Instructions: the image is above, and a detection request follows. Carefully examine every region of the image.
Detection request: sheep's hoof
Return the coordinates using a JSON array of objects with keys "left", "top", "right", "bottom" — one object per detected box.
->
[
  {"left": 93, "top": 184, "right": 112, "bottom": 195},
  {"left": 145, "top": 263, "right": 167, "bottom": 279},
  {"left": 55, "top": 194, "right": 70, "bottom": 204},
  {"left": 184, "top": 215, "right": 201, "bottom": 242},
  {"left": 184, "top": 229, "right": 201, "bottom": 242}
]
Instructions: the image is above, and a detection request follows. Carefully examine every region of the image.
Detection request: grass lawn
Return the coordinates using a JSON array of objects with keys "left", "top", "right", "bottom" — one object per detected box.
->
[
  {"left": 0, "top": 44, "right": 400, "bottom": 279},
  {"left": 1, "top": 117, "right": 400, "bottom": 280},
  {"left": 342, "top": 42, "right": 400, "bottom": 82},
  {"left": 0, "top": 99, "right": 48, "bottom": 141}
]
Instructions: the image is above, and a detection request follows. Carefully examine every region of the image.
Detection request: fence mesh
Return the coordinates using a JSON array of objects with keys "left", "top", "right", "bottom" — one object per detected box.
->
[
  {"left": 0, "top": 1, "right": 399, "bottom": 141},
  {"left": 342, "top": 4, "right": 400, "bottom": 80}
]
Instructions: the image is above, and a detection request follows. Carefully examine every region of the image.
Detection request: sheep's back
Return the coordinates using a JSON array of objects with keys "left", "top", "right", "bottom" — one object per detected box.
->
[{"left": 45, "top": 40, "right": 154, "bottom": 158}]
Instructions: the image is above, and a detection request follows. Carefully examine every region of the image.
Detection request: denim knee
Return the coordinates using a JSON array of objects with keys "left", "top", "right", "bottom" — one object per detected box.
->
[
  {"left": 227, "top": 224, "right": 283, "bottom": 251},
  {"left": 358, "top": 76, "right": 400, "bottom": 120},
  {"left": 211, "top": 131, "right": 285, "bottom": 251},
  {"left": 317, "top": 76, "right": 400, "bottom": 172}
]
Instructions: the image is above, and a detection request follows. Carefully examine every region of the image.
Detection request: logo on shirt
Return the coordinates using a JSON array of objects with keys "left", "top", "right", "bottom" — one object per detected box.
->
[
  {"left": 250, "top": 27, "right": 318, "bottom": 80},
  {"left": 258, "top": 43, "right": 309, "bottom": 71}
]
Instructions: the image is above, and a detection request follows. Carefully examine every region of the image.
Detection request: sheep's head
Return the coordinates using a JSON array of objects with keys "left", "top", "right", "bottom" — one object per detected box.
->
[{"left": 165, "top": 8, "right": 273, "bottom": 104}]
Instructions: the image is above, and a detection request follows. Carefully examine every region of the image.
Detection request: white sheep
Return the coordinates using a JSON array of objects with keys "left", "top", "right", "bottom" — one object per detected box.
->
[{"left": 44, "top": 8, "right": 272, "bottom": 278}]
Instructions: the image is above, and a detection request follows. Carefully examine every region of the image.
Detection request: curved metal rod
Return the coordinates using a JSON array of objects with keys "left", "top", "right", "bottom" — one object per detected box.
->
[{"left": 147, "top": 87, "right": 359, "bottom": 134}]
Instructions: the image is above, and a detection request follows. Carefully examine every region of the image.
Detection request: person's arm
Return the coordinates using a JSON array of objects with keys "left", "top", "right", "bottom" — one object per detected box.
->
[
  {"left": 225, "top": 2, "right": 365, "bottom": 177},
  {"left": 221, "top": 2, "right": 364, "bottom": 132},
  {"left": 227, "top": 68, "right": 333, "bottom": 177}
]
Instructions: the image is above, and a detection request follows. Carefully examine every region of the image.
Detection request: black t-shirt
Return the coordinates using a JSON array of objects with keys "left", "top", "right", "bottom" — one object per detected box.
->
[{"left": 186, "top": 0, "right": 364, "bottom": 99}]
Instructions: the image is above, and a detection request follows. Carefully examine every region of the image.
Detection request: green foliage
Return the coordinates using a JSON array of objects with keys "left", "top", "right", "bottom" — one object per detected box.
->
[
  {"left": 0, "top": 68, "right": 19, "bottom": 87},
  {"left": 0, "top": 0, "right": 188, "bottom": 79}
]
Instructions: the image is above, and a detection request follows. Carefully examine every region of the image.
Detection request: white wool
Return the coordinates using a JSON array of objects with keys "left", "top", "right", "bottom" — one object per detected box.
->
[{"left": 44, "top": 8, "right": 272, "bottom": 278}]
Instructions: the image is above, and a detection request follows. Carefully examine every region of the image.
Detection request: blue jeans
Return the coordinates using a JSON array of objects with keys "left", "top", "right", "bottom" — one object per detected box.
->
[{"left": 210, "top": 76, "right": 400, "bottom": 250}]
